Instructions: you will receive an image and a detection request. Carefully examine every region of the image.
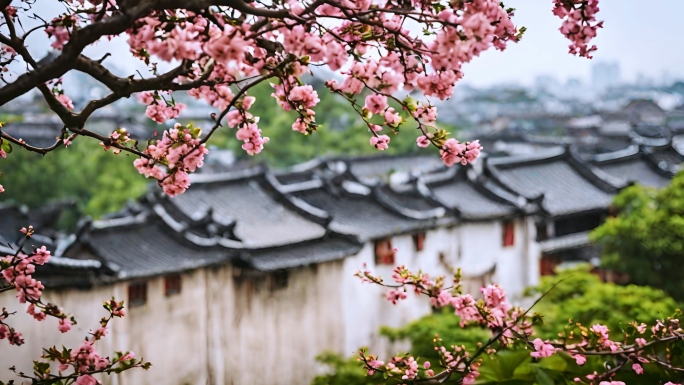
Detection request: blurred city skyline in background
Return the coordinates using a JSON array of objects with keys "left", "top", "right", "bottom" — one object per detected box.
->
[{"left": 461, "top": 0, "right": 684, "bottom": 87}]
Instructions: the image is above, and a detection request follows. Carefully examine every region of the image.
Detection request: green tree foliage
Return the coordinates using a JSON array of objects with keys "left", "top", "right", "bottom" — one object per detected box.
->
[
  {"left": 312, "top": 267, "right": 682, "bottom": 385},
  {"left": 0, "top": 139, "right": 148, "bottom": 225},
  {"left": 527, "top": 265, "right": 680, "bottom": 340},
  {"left": 591, "top": 171, "right": 684, "bottom": 301}
]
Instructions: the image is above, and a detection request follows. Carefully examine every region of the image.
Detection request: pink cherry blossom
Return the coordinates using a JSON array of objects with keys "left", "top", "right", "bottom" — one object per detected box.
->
[
  {"left": 416, "top": 136, "right": 431, "bottom": 148},
  {"left": 364, "top": 94, "right": 388, "bottom": 114},
  {"left": 385, "top": 289, "right": 407, "bottom": 304},
  {"left": 383, "top": 108, "right": 402, "bottom": 127},
  {"left": 530, "top": 338, "right": 556, "bottom": 358},
  {"left": 553, "top": 0, "right": 602, "bottom": 58},
  {"left": 58, "top": 318, "right": 72, "bottom": 333},
  {"left": 370, "top": 135, "right": 390, "bottom": 151},
  {"left": 75, "top": 375, "right": 97, "bottom": 385},
  {"left": 56, "top": 94, "right": 74, "bottom": 110},
  {"left": 441, "top": 139, "right": 482, "bottom": 167}
]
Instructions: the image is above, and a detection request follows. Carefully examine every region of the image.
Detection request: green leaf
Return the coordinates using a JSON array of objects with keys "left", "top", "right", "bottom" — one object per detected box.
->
[
  {"left": 534, "top": 367, "right": 554, "bottom": 385},
  {"left": 478, "top": 351, "right": 532, "bottom": 382},
  {"left": 537, "top": 354, "right": 568, "bottom": 372},
  {"left": 1, "top": 139, "right": 12, "bottom": 154}
]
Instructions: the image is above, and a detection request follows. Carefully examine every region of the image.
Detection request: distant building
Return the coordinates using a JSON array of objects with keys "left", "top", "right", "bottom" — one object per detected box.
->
[{"left": 591, "top": 62, "right": 621, "bottom": 91}]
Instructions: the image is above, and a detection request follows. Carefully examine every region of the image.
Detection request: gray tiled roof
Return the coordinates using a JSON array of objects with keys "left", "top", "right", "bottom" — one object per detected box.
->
[
  {"left": 489, "top": 155, "right": 614, "bottom": 216},
  {"left": 82, "top": 217, "right": 231, "bottom": 279},
  {"left": 648, "top": 146, "right": 684, "bottom": 170},
  {"left": 292, "top": 187, "right": 426, "bottom": 241},
  {"left": 596, "top": 159, "right": 672, "bottom": 188},
  {"left": 345, "top": 154, "right": 444, "bottom": 182},
  {"left": 540, "top": 231, "right": 591, "bottom": 253},
  {"left": 377, "top": 185, "right": 443, "bottom": 213},
  {"left": 167, "top": 176, "right": 327, "bottom": 248},
  {"left": 243, "top": 236, "right": 362, "bottom": 271},
  {"left": 430, "top": 178, "right": 517, "bottom": 220}
]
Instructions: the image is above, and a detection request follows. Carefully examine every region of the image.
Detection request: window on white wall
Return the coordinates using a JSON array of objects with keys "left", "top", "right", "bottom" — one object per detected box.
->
[
  {"left": 374, "top": 238, "right": 395, "bottom": 265},
  {"left": 413, "top": 232, "right": 425, "bottom": 251},
  {"left": 128, "top": 282, "right": 147, "bottom": 307},
  {"left": 502, "top": 220, "right": 515, "bottom": 247},
  {"left": 164, "top": 274, "right": 182, "bottom": 297}
]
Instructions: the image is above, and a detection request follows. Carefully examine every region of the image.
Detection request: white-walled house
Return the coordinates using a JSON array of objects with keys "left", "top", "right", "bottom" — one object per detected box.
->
[{"left": 1, "top": 146, "right": 678, "bottom": 385}]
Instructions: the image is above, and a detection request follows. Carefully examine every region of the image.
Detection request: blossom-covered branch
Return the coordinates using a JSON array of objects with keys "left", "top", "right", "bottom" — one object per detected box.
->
[
  {"left": 0, "top": 227, "right": 150, "bottom": 385},
  {"left": 0, "top": 0, "right": 600, "bottom": 197},
  {"left": 355, "top": 264, "right": 684, "bottom": 384}
]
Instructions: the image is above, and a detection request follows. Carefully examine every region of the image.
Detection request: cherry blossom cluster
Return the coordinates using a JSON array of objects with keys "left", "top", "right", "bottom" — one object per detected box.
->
[
  {"left": 0, "top": 226, "right": 75, "bottom": 345},
  {"left": 273, "top": 77, "right": 321, "bottom": 135},
  {"left": 45, "top": 14, "right": 79, "bottom": 50},
  {"left": 0, "top": 224, "right": 149, "bottom": 383},
  {"left": 133, "top": 123, "right": 209, "bottom": 196},
  {"left": 358, "top": 335, "right": 483, "bottom": 384},
  {"left": 553, "top": 0, "right": 603, "bottom": 58},
  {"left": 359, "top": 349, "right": 439, "bottom": 382},
  {"left": 68, "top": 1, "right": 522, "bottom": 164},
  {"left": 139, "top": 91, "right": 186, "bottom": 124},
  {"left": 0, "top": 0, "right": 606, "bottom": 198},
  {"left": 226, "top": 95, "right": 270, "bottom": 155},
  {"left": 356, "top": 263, "right": 684, "bottom": 384},
  {"left": 101, "top": 127, "right": 131, "bottom": 154},
  {"left": 47, "top": 78, "right": 75, "bottom": 110},
  {"left": 21, "top": 299, "right": 150, "bottom": 385},
  {"left": 441, "top": 139, "right": 484, "bottom": 167}
]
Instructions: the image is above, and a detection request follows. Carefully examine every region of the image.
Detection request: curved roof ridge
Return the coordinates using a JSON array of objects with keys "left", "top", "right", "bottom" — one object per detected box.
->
[
  {"left": 467, "top": 169, "right": 529, "bottom": 210},
  {"left": 567, "top": 149, "right": 626, "bottom": 192},
  {"left": 591, "top": 144, "right": 640, "bottom": 163},
  {"left": 90, "top": 211, "right": 149, "bottom": 230},
  {"left": 371, "top": 185, "right": 447, "bottom": 220},
  {"left": 487, "top": 146, "right": 567, "bottom": 168},
  {"left": 261, "top": 171, "right": 332, "bottom": 225},
  {"left": 189, "top": 166, "right": 265, "bottom": 184}
]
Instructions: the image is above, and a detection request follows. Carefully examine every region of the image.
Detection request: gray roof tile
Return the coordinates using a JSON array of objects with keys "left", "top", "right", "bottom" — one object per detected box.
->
[
  {"left": 82, "top": 218, "right": 230, "bottom": 279},
  {"left": 167, "top": 177, "right": 327, "bottom": 248},
  {"left": 430, "top": 179, "right": 517, "bottom": 219},
  {"left": 292, "top": 188, "right": 425, "bottom": 241},
  {"left": 596, "top": 159, "right": 672, "bottom": 188},
  {"left": 244, "top": 236, "right": 362, "bottom": 271},
  {"left": 490, "top": 158, "right": 614, "bottom": 216}
]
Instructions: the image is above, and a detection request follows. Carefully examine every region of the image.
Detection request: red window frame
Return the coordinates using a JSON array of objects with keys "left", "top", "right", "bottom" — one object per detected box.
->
[
  {"left": 128, "top": 282, "right": 147, "bottom": 307},
  {"left": 375, "top": 238, "right": 396, "bottom": 265},
  {"left": 413, "top": 232, "right": 425, "bottom": 252},
  {"left": 164, "top": 274, "right": 182, "bottom": 297},
  {"left": 502, "top": 220, "right": 515, "bottom": 247}
]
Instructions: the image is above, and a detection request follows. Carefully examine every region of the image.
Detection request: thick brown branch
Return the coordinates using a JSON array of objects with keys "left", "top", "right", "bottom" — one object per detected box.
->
[
  {"left": 0, "top": 0, "right": 291, "bottom": 105},
  {"left": 72, "top": 56, "right": 193, "bottom": 95}
]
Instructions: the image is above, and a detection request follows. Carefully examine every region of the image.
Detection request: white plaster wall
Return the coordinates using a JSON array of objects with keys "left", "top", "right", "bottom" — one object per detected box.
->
[{"left": 213, "top": 262, "right": 347, "bottom": 385}]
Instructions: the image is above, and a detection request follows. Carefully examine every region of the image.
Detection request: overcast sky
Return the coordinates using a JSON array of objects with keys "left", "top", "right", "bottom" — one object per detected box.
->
[
  {"left": 23, "top": 1, "right": 684, "bottom": 88},
  {"left": 460, "top": 0, "right": 684, "bottom": 86}
]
